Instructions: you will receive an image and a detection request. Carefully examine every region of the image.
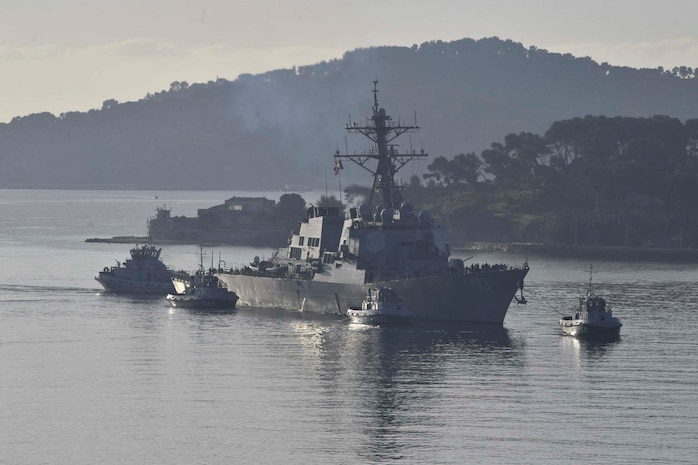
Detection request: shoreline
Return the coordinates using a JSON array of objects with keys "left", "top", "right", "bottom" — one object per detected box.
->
[
  {"left": 84, "top": 236, "right": 275, "bottom": 247},
  {"left": 454, "top": 242, "right": 698, "bottom": 263},
  {"left": 85, "top": 236, "right": 151, "bottom": 244}
]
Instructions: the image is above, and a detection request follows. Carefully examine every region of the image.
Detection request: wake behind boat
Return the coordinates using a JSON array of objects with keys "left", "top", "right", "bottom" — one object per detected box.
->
[
  {"left": 559, "top": 267, "right": 622, "bottom": 339},
  {"left": 95, "top": 244, "right": 175, "bottom": 295},
  {"left": 347, "top": 287, "right": 412, "bottom": 326},
  {"left": 216, "top": 82, "right": 529, "bottom": 324}
]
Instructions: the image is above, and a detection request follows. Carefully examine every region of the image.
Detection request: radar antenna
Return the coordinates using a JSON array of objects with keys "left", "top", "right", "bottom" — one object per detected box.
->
[{"left": 333, "top": 81, "right": 428, "bottom": 208}]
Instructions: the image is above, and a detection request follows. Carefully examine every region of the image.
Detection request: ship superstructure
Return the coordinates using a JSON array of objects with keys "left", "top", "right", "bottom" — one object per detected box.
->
[{"left": 216, "top": 82, "right": 528, "bottom": 324}]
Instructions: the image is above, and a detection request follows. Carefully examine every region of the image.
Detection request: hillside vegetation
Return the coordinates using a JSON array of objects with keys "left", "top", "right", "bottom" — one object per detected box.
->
[
  {"left": 4, "top": 36, "right": 698, "bottom": 248},
  {"left": 401, "top": 115, "right": 698, "bottom": 248},
  {"left": 2, "top": 37, "right": 698, "bottom": 191}
]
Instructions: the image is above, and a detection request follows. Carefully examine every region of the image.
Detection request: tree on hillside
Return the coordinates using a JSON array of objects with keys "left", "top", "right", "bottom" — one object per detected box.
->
[
  {"left": 276, "top": 193, "right": 307, "bottom": 229},
  {"left": 546, "top": 117, "right": 586, "bottom": 167},
  {"left": 481, "top": 133, "right": 548, "bottom": 193},
  {"left": 277, "top": 193, "right": 306, "bottom": 215},
  {"left": 423, "top": 152, "right": 483, "bottom": 187}
]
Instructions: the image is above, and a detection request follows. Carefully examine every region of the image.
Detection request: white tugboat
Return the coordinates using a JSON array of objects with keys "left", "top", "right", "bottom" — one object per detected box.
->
[
  {"left": 347, "top": 287, "right": 413, "bottom": 326},
  {"left": 559, "top": 267, "right": 622, "bottom": 339}
]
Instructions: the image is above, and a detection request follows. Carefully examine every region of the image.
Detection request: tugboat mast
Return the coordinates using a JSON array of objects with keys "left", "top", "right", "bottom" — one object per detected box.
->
[{"left": 334, "top": 81, "right": 428, "bottom": 209}]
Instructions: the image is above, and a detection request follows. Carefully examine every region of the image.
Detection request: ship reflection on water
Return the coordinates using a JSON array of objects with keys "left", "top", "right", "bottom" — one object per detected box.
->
[
  {"left": 561, "top": 333, "right": 622, "bottom": 364},
  {"left": 284, "top": 316, "right": 524, "bottom": 462},
  {"left": 344, "top": 324, "right": 522, "bottom": 462}
]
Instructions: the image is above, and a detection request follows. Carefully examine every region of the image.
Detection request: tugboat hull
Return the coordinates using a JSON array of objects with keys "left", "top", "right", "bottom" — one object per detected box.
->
[
  {"left": 346, "top": 310, "right": 412, "bottom": 326},
  {"left": 95, "top": 274, "right": 175, "bottom": 295},
  {"left": 166, "top": 294, "right": 238, "bottom": 310},
  {"left": 559, "top": 317, "right": 622, "bottom": 339}
]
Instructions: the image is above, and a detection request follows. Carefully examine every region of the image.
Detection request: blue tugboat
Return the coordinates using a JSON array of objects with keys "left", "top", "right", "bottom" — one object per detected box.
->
[{"left": 167, "top": 248, "right": 238, "bottom": 310}]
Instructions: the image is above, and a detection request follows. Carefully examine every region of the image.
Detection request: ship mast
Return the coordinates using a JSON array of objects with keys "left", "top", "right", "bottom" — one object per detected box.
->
[{"left": 334, "top": 81, "right": 428, "bottom": 209}]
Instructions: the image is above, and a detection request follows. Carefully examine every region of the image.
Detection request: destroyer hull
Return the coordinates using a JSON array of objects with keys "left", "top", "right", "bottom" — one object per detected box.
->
[{"left": 217, "top": 268, "right": 528, "bottom": 324}]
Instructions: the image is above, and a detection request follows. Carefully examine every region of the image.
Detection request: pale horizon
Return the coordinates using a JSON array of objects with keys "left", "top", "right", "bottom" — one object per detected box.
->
[{"left": 2, "top": 0, "right": 698, "bottom": 123}]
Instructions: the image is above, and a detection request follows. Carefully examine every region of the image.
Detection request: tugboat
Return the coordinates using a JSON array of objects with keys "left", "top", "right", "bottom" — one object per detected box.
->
[
  {"left": 95, "top": 244, "right": 175, "bottom": 294},
  {"left": 347, "top": 287, "right": 413, "bottom": 326},
  {"left": 166, "top": 248, "right": 238, "bottom": 310},
  {"left": 215, "top": 81, "right": 529, "bottom": 324},
  {"left": 559, "top": 267, "right": 622, "bottom": 339}
]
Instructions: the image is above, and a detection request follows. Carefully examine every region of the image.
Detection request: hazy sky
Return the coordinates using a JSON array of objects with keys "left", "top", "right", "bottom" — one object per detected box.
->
[{"left": 2, "top": 0, "right": 698, "bottom": 122}]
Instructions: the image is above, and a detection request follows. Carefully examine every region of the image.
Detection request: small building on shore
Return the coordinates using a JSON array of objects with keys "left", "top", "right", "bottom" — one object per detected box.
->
[{"left": 147, "top": 196, "right": 305, "bottom": 246}]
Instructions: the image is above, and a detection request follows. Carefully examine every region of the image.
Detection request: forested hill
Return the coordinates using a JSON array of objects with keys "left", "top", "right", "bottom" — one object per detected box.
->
[{"left": 2, "top": 36, "right": 698, "bottom": 190}]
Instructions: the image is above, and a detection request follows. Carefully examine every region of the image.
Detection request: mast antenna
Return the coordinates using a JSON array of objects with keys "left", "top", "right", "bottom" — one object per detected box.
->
[
  {"left": 372, "top": 79, "right": 379, "bottom": 113},
  {"left": 333, "top": 80, "right": 427, "bottom": 208},
  {"left": 337, "top": 163, "right": 343, "bottom": 210}
]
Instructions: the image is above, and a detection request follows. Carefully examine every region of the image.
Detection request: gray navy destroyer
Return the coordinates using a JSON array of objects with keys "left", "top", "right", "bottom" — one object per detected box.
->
[{"left": 216, "top": 82, "right": 529, "bottom": 324}]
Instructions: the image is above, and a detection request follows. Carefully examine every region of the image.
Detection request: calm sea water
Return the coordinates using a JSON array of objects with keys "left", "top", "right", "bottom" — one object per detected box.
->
[{"left": 1, "top": 189, "right": 697, "bottom": 465}]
